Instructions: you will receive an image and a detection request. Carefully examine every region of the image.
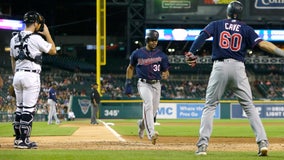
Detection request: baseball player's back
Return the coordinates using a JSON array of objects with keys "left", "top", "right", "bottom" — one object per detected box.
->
[
  {"left": 204, "top": 18, "right": 260, "bottom": 62},
  {"left": 11, "top": 11, "right": 57, "bottom": 149},
  {"left": 183, "top": 1, "right": 284, "bottom": 157}
]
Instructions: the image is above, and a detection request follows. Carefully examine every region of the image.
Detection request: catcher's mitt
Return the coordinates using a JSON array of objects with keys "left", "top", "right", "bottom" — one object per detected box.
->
[
  {"left": 8, "top": 85, "right": 16, "bottom": 97},
  {"left": 185, "top": 52, "right": 197, "bottom": 67}
]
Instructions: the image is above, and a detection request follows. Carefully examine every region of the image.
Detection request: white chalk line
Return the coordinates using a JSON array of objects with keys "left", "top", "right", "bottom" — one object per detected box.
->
[{"left": 99, "top": 120, "right": 126, "bottom": 142}]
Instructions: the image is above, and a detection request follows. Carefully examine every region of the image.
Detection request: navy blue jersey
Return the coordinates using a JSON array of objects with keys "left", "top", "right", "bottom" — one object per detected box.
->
[
  {"left": 48, "top": 87, "right": 57, "bottom": 103},
  {"left": 130, "top": 47, "right": 169, "bottom": 80},
  {"left": 191, "top": 19, "right": 262, "bottom": 62}
]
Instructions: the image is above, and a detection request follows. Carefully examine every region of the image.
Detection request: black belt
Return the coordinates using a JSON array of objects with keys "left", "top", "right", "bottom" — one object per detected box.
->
[
  {"left": 139, "top": 78, "right": 160, "bottom": 84},
  {"left": 16, "top": 69, "right": 41, "bottom": 73}
]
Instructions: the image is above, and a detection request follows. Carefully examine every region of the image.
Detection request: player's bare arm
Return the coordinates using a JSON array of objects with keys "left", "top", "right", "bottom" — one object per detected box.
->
[
  {"left": 40, "top": 24, "right": 56, "bottom": 55},
  {"left": 258, "top": 40, "right": 284, "bottom": 57},
  {"left": 126, "top": 64, "right": 134, "bottom": 79}
]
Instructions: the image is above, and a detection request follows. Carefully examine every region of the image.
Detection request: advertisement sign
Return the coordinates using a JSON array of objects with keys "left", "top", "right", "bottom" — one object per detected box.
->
[
  {"left": 146, "top": 0, "right": 198, "bottom": 21},
  {"left": 157, "top": 103, "right": 220, "bottom": 119},
  {"left": 146, "top": 28, "right": 284, "bottom": 41},
  {"left": 0, "top": 19, "right": 24, "bottom": 30},
  {"left": 71, "top": 96, "right": 92, "bottom": 118},
  {"left": 177, "top": 103, "right": 220, "bottom": 119},
  {"left": 254, "top": 0, "right": 284, "bottom": 9},
  {"left": 250, "top": 0, "right": 284, "bottom": 16},
  {"left": 153, "top": 0, "right": 198, "bottom": 14},
  {"left": 157, "top": 103, "right": 177, "bottom": 119},
  {"left": 231, "top": 104, "right": 284, "bottom": 118}
]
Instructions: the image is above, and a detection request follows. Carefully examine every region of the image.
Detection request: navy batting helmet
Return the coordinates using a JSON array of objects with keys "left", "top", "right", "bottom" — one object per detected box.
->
[
  {"left": 145, "top": 30, "right": 159, "bottom": 43},
  {"left": 227, "top": 1, "right": 243, "bottom": 20},
  {"left": 23, "top": 11, "right": 45, "bottom": 24}
]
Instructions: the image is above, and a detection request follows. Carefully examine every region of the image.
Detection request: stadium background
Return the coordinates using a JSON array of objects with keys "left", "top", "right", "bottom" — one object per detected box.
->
[{"left": 1, "top": 0, "right": 284, "bottom": 121}]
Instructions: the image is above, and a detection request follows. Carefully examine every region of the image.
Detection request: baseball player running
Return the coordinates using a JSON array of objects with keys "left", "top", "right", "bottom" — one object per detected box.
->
[
  {"left": 125, "top": 30, "right": 170, "bottom": 145},
  {"left": 185, "top": 1, "right": 284, "bottom": 156},
  {"left": 47, "top": 82, "right": 60, "bottom": 125},
  {"left": 10, "top": 11, "right": 56, "bottom": 149}
]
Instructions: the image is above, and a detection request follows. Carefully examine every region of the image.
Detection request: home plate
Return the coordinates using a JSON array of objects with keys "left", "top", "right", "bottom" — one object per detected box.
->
[{"left": 106, "top": 122, "right": 115, "bottom": 126}]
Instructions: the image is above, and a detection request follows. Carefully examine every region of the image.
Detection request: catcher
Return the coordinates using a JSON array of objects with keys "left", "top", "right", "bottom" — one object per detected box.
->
[{"left": 10, "top": 11, "right": 57, "bottom": 149}]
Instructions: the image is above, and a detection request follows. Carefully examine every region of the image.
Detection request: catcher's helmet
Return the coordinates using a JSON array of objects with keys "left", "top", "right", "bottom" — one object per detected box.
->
[
  {"left": 23, "top": 11, "right": 45, "bottom": 24},
  {"left": 227, "top": 1, "right": 243, "bottom": 20},
  {"left": 145, "top": 30, "right": 159, "bottom": 43}
]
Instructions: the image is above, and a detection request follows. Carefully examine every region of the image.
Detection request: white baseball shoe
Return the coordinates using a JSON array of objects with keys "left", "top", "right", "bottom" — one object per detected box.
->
[{"left": 14, "top": 139, "right": 21, "bottom": 148}]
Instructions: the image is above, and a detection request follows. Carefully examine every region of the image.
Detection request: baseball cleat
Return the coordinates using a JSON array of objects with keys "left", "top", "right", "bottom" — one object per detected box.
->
[
  {"left": 17, "top": 140, "right": 38, "bottom": 149},
  {"left": 195, "top": 144, "right": 207, "bottom": 156},
  {"left": 17, "top": 141, "right": 32, "bottom": 149},
  {"left": 14, "top": 139, "right": 21, "bottom": 148},
  {"left": 29, "top": 141, "right": 38, "bottom": 149},
  {"left": 151, "top": 131, "right": 159, "bottom": 145},
  {"left": 137, "top": 120, "right": 144, "bottom": 139},
  {"left": 258, "top": 140, "right": 268, "bottom": 156}
]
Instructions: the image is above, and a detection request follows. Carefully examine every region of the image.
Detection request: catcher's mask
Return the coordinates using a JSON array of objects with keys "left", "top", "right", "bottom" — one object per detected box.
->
[
  {"left": 23, "top": 11, "right": 45, "bottom": 32},
  {"left": 227, "top": 1, "right": 243, "bottom": 20}
]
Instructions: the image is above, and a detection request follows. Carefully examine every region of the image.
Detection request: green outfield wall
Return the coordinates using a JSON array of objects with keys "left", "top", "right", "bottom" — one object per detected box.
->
[
  {"left": 1, "top": 98, "right": 284, "bottom": 122},
  {"left": 70, "top": 96, "right": 284, "bottom": 119}
]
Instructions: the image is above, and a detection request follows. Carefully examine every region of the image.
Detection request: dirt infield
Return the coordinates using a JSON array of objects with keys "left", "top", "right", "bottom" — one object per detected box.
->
[{"left": 0, "top": 122, "right": 283, "bottom": 151}]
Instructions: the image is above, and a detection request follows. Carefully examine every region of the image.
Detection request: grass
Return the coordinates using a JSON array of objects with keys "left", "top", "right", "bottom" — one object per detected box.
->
[
  {"left": 0, "top": 121, "right": 78, "bottom": 137},
  {"left": 0, "top": 150, "right": 283, "bottom": 160},
  {"left": 104, "top": 119, "right": 284, "bottom": 138},
  {"left": 0, "top": 119, "right": 283, "bottom": 160}
]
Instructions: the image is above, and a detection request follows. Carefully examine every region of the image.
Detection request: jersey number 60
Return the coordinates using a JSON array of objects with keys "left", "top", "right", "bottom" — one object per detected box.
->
[{"left": 219, "top": 31, "right": 242, "bottom": 52}]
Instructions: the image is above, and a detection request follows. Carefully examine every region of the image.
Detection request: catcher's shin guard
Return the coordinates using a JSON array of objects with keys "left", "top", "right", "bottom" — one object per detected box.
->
[
  {"left": 20, "top": 111, "right": 34, "bottom": 141},
  {"left": 13, "top": 111, "right": 22, "bottom": 139}
]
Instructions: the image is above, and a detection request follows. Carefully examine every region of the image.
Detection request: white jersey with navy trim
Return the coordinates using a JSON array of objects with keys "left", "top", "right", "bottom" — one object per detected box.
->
[{"left": 10, "top": 31, "right": 52, "bottom": 72}]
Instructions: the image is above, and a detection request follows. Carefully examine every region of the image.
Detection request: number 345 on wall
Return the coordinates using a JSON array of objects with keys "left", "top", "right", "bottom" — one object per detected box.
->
[{"left": 104, "top": 110, "right": 120, "bottom": 117}]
